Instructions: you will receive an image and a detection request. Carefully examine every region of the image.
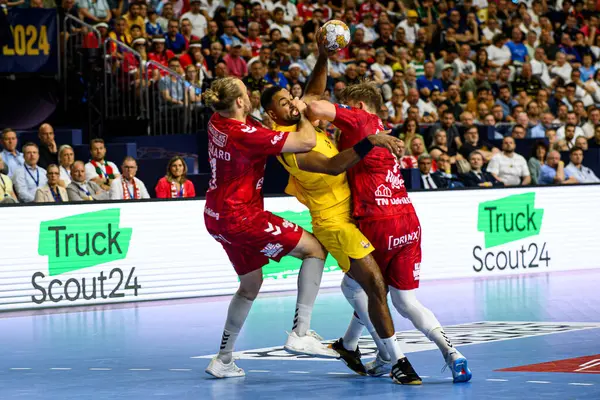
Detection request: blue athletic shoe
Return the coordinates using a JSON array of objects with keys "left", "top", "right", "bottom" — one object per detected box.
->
[{"left": 446, "top": 350, "right": 472, "bottom": 383}]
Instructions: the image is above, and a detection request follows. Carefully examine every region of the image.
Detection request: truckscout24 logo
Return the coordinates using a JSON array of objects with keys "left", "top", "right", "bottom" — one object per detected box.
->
[
  {"left": 473, "top": 192, "right": 551, "bottom": 273},
  {"left": 34, "top": 209, "right": 141, "bottom": 304}
]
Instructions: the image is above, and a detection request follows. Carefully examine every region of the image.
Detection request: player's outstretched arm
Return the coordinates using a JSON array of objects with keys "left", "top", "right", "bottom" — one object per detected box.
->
[
  {"left": 295, "top": 133, "right": 402, "bottom": 176},
  {"left": 302, "top": 38, "right": 330, "bottom": 103},
  {"left": 281, "top": 100, "right": 317, "bottom": 153}
]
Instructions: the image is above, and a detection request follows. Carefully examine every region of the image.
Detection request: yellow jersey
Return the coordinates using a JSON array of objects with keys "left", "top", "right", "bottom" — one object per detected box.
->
[
  {"left": 275, "top": 123, "right": 352, "bottom": 221},
  {"left": 274, "top": 122, "right": 373, "bottom": 272}
]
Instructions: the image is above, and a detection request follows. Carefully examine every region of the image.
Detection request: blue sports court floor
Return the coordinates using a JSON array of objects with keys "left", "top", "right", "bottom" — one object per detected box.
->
[{"left": 1, "top": 270, "right": 600, "bottom": 399}]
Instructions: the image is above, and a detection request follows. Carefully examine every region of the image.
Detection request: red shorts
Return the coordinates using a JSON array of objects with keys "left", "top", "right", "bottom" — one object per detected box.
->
[
  {"left": 357, "top": 212, "right": 422, "bottom": 290},
  {"left": 205, "top": 210, "right": 304, "bottom": 276}
]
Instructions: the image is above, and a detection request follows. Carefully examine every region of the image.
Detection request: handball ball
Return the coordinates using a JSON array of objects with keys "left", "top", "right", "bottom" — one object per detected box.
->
[{"left": 318, "top": 20, "right": 351, "bottom": 52}]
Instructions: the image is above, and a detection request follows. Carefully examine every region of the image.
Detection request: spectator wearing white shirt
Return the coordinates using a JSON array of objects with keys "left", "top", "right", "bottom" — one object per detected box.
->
[
  {"left": 371, "top": 50, "right": 394, "bottom": 84},
  {"left": 356, "top": 13, "right": 378, "bottom": 44},
  {"left": 0, "top": 154, "right": 18, "bottom": 203},
  {"left": 531, "top": 47, "right": 552, "bottom": 87},
  {"left": 109, "top": 157, "right": 150, "bottom": 200},
  {"left": 13, "top": 142, "right": 47, "bottom": 203},
  {"left": 565, "top": 147, "right": 600, "bottom": 183},
  {"left": 199, "top": 0, "right": 220, "bottom": 19},
  {"left": 582, "top": 108, "right": 600, "bottom": 138},
  {"left": 269, "top": 8, "right": 292, "bottom": 39},
  {"left": 481, "top": 18, "right": 502, "bottom": 44},
  {"left": 486, "top": 137, "right": 531, "bottom": 186},
  {"left": 57, "top": 144, "right": 74, "bottom": 188},
  {"left": 0, "top": 128, "right": 24, "bottom": 178},
  {"left": 549, "top": 52, "right": 572, "bottom": 85},
  {"left": 84, "top": 138, "right": 121, "bottom": 192},
  {"left": 453, "top": 44, "right": 477, "bottom": 79},
  {"left": 396, "top": 10, "right": 420, "bottom": 45},
  {"left": 181, "top": 0, "right": 207, "bottom": 39},
  {"left": 487, "top": 34, "right": 512, "bottom": 69},
  {"left": 556, "top": 113, "right": 586, "bottom": 143},
  {"left": 402, "top": 88, "right": 437, "bottom": 121},
  {"left": 275, "top": 0, "right": 297, "bottom": 24}
]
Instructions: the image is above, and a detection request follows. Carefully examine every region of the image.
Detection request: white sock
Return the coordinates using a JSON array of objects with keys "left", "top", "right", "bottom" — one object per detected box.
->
[
  {"left": 341, "top": 275, "right": 391, "bottom": 359},
  {"left": 428, "top": 327, "right": 455, "bottom": 359},
  {"left": 218, "top": 293, "right": 253, "bottom": 363},
  {"left": 342, "top": 314, "right": 364, "bottom": 351},
  {"left": 390, "top": 288, "right": 453, "bottom": 359},
  {"left": 293, "top": 257, "right": 324, "bottom": 336},
  {"left": 380, "top": 336, "right": 405, "bottom": 363}
]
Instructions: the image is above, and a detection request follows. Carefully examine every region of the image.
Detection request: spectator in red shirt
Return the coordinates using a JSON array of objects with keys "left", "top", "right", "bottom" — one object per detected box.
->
[
  {"left": 155, "top": 156, "right": 196, "bottom": 198},
  {"left": 359, "top": 0, "right": 383, "bottom": 20},
  {"left": 297, "top": 0, "right": 314, "bottom": 21},
  {"left": 148, "top": 36, "right": 175, "bottom": 69},
  {"left": 223, "top": 43, "right": 248, "bottom": 78},
  {"left": 243, "top": 22, "right": 263, "bottom": 59}
]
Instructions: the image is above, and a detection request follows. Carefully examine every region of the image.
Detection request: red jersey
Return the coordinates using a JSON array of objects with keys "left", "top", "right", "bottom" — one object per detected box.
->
[
  {"left": 204, "top": 113, "right": 289, "bottom": 227},
  {"left": 334, "top": 104, "right": 415, "bottom": 219},
  {"left": 359, "top": 2, "right": 384, "bottom": 20}
]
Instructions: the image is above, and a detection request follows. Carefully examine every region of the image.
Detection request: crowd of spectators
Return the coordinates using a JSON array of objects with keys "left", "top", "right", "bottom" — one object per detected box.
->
[
  {"left": 4, "top": 0, "right": 600, "bottom": 195},
  {"left": 0, "top": 126, "right": 196, "bottom": 204}
]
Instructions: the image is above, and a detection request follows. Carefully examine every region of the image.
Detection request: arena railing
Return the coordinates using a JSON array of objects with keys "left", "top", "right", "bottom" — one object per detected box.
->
[
  {"left": 61, "top": 14, "right": 101, "bottom": 109},
  {"left": 103, "top": 38, "right": 150, "bottom": 124},
  {"left": 144, "top": 61, "right": 205, "bottom": 135}
]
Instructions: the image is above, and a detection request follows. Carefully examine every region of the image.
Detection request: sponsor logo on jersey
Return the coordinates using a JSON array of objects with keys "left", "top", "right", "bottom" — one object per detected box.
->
[
  {"left": 210, "top": 233, "right": 230, "bottom": 244},
  {"left": 360, "top": 241, "right": 370, "bottom": 249},
  {"left": 338, "top": 104, "right": 351, "bottom": 110},
  {"left": 260, "top": 243, "right": 284, "bottom": 258},
  {"left": 271, "top": 132, "right": 285, "bottom": 146},
  {"left": 386, "top": 169, "right": 405, "bottom": 189},
  {"left": 208, "top": 123, "right": 228, "bottom": 147},
  {"left": 413, "top": 263, "right": 421, "bottom": 280},
  {"left": 388, "top": 229, "right": 420, "bottom": 250},
  {"left": 204, "top": 207, "right": 220, "bottom": 220},
  {"left": 256, "top": 177, "right": 264, "bottom": 190},
  {"left": 375, "top": 184, "right": 392, "bottom": 198}
]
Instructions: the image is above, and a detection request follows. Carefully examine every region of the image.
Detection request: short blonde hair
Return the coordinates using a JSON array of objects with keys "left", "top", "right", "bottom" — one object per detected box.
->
[{"left": 339, "top": 82, "right": 383, "bottom": 113}]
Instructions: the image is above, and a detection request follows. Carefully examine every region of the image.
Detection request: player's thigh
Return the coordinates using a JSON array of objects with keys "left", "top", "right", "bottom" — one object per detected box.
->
[
  {"left": 347, "top": 253, "right": 387, "bottom": 299},
  {"left": 315, "top": 217, "right": 374, "bottom": 272},
  {"left": 288, "top": 230, "right": 327, "bottom": 261}
]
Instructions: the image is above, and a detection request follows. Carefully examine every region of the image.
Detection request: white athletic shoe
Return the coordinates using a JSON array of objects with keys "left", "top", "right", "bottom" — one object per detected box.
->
[
  {"left": 284, "top": 331, "right": 339, "bottom": 358},
  {"left": 365, "top": 352, "right": 392, "bottom": 377},
  {"left": 205, "top": 356, "right": 245, "bottom": 378},
  {"left": 444, "top": 350, "right": 472, "bottom": 383}
]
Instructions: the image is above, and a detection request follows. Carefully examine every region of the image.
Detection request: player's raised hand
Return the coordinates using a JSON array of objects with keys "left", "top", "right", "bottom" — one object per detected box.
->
[{"left": 367, "top": 133, "right": 404, "bottom": 158}]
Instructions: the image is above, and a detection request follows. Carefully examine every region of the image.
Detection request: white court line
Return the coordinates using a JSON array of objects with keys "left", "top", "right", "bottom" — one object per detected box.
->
[
  {"left": 10, "top": 368, "right": 31, "bottom": 370},
  {"left": 527, "top": 380, "right": 551, "bottom": 384},
  {"left": 169, "top": 369, "right": 192, "bottom": 372},
  {"left": 288, "top": 371, "right": 310, "bottom": 374},
  {"left": 326, "top": 372, "right": 352, "bottom": 375},
  {"left": 129, "top": 369, "right": 151, "bottom": 371},
  {"left": 89, "top": 368, "right": 112, "bottom": 371},
  {"left": 445, "top": 377, "right": 454, "bottom": 380},
  {"left": 420, "top": 376, "right": 430, "bottom": 378},
  {"left": 50, "top": 368, "right": 72, "bottom": 371},
  {"left": 569, "top": 383, "right": 594, "bottom": 386},
  {"left": 486, "top": 378, "right": 508, "bottom": 382},
  {"left": 248, "top": 370, "right": 270, "bottom": 373}
]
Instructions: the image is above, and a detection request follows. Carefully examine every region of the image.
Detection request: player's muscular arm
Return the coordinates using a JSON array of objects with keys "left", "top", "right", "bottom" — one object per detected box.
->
[
  {"left": 302, "top": 38, "right": 330, "bottom": 103},
  {"left": 296, "top": 134, "right": 402, "bottom": 176}
]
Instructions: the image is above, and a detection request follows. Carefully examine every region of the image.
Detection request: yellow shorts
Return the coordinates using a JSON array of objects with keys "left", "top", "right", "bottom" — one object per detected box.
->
[{"left": 312, "top": 213, "right": 373, "bottom": 273}]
